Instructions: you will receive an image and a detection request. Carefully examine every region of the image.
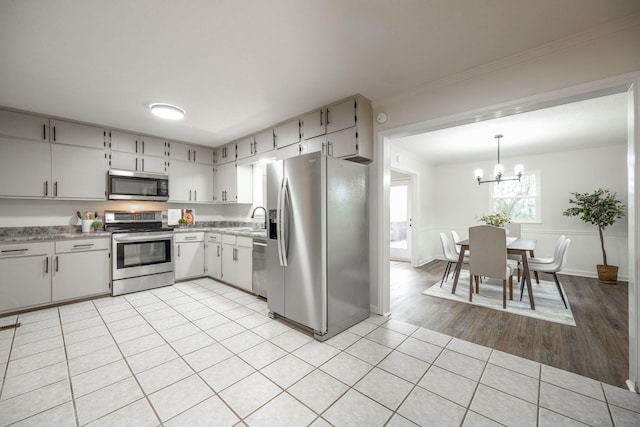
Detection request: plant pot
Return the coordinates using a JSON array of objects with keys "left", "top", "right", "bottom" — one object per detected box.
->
[{"left": 597, "top": 264, "right": 618, "bottom": 285}]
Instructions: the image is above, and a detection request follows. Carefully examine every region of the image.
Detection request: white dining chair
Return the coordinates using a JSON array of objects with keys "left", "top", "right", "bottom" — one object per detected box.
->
[
  {"left": 525, "top": 238, "right": 571, "bottom": 309},
  {"left": 469, "top": 225, "right": 514, "bottom": 309},
  {"left": 439, "top": 232, "right": 469, "bottom": 287},
  {"left": 451, "top": 230, "right": 463, "bottom": 255}
]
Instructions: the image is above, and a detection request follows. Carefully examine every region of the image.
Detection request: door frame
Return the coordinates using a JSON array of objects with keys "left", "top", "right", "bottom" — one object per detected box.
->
[
  {"left": 375, "top": 72, "right": 640, "bottom": 391},
  {"left": 389, "top": 173, "right": 414, "bottom": 263}
]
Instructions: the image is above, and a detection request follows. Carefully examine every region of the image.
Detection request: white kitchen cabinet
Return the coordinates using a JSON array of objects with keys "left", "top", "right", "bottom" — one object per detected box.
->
[
  {"left": 51, "top": 144, "right": 107, "bottom": 199},
  {"left": 0, "top": 110, "right": 48, "bottom": 141},
  {"left": 169, "top": 160, "right": 214, "bottom": 202},
  {"left": 326, "top": 98, "right": 357, "bottom": 134},
  {"left": 175, "top": 232, "right": 205, "bottom": 280},
  {"left": 301, "top": 108, "right": 326, "bottom": 140},
  {"left": 169, "top": 141, "right": 214, "bottom": 165},
  {"left": 221, "top": 234, "right": 252, "bottom": 291},
  {"left": 205, "top": 233, "right": 222, "bottom": 280},
  {"left": 216, "top": 162, "right": 253, "bottom": 204},
  {"left": 109, "top": 131, "right": 167, "bottom": 173},
  {"left": 50, "top": 119, "right": 105, "bottom": 149},
  {"left": 216, "top": 142, "right": 236, "bottom": 165},
  {"left": 52, "top": 238, "right": 110, "bottom": 302},
  {"left": 274, "top": 119, "right": 300, "bottom": 149},
  {"left": 0, "top": 137, "right": 51, "bottom": 198},
  {"left": 325, "top": 127, "right": 361, "bottom": 159},
  {"left": 236, "top": 136, "right": 254, "bottom": 160},
  {"left": 0, "top": 242, "right": 53, "bottom": 313},
  {"left": 276, "top": 142, "right": 303, "bottom": 160},
  {"left": 254, "top": 129, "right": 274, "bottom": 155}
]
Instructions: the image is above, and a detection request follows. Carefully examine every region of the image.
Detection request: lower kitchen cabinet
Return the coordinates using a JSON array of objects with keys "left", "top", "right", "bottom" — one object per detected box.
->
[
  {"left": 205, "top": 232, "right": 222, "bottom": 280},
  {"left": 0, "top": 242, "right": 52, "bottom": 313},
  {"left": 222, "top": 234, "right": 252, "bottom": 291},
  {"left": 52, "top": 238, "right": 110, "bottom": 301},
  {"left": 175, "top": 232, "right": 205, "bottom": 280}
]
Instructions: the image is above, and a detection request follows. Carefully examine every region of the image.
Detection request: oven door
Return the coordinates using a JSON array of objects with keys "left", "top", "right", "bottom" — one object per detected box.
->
[{"left": 112, "top": 232, "right": 174, "bottom": 280}]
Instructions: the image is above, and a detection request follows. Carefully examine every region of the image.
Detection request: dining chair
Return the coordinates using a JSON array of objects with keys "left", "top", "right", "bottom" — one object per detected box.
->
[
  {"left": 525, "top": 238, "right": 571, "bottom": 309},
  {"left": 505, "top": 222, "right": 523, "bottom": 280},
  {"left": 450, "top": 230, "right": 463, "bottom": 255},
  {"left": 439, "top": 232, "right": 469, "bottom": 287},
  {"left": 468, "top": 225, "right": 514, "bottom": 309}
]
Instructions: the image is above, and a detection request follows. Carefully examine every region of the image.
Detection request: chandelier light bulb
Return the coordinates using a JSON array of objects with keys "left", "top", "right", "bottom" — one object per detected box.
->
[
  {"left": 474, "top": 168, "right": 484, "bottom": 180},
  {"left": 514, "top": 164, "right": 524, "bottom": 176},
  {"left": 493, "top": 163, "right": 504, "bottom": 178}
]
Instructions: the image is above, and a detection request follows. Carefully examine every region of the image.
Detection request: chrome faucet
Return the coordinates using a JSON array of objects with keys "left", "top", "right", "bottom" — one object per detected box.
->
[{"left": 251, "top": 206, "right": 267, "bottom": 229}]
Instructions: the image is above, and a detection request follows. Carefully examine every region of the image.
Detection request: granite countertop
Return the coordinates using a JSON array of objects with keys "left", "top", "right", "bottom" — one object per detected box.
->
[
  {"left": 0, "top": 223, "right": 267, "bottom": 243},
  {"left": 0, "top": 226, "right": 112, "bottom": 243}
]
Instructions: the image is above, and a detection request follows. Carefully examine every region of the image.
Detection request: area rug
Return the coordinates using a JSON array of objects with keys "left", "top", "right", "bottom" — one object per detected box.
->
[{"left": 423, "top": 271, "right": 576, "bottom": 326}]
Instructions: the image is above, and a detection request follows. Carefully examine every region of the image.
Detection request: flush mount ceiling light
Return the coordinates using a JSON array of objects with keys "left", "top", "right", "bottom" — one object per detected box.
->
[
  {"left": 149, "top": 103, "right": 185, "bottom": 120},
  {"left": 474, "top": 134, "right": 524, "bottom": 185}
]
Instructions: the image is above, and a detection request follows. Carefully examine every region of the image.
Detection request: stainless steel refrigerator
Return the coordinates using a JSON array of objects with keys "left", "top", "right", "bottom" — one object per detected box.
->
[{"left": 266, "top": 151, "right": 370, "bottom": 341}]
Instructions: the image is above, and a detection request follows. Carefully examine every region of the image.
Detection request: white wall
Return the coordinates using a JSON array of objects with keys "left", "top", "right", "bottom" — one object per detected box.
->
[
  {"left": 429, "top": 144, "right": 628, "bottom": 278},
  {"left": 390, "top": 144, "right": 435, "bottom": 265}
]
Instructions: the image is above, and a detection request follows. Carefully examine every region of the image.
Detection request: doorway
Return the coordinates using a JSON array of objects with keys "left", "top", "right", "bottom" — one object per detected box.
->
[{"left": 390, "top": 171, "right": 413, "bottom": 262}]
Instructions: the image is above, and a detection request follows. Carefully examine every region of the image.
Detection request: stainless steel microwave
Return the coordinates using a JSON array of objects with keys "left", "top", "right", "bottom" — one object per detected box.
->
[{"left": 108, "top": 170, "right": 169, "bottom": 201}]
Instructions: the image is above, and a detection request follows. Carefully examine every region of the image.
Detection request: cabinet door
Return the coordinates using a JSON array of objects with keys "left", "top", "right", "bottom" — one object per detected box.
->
[
  {"left": 51, "top": 144, "right": 106, "bottom": 199},
  {"left": 326, "top": 98, "right": 356, "bottom": 134},
  {"left": 50, "top": 120, "right": 104, "bottom": 149},
  {"left": 236, "top": 137, "right": 254, "bottom": 160},
  {"left": 0, "top": 137, "right": 51, "bottom": 198},
  {"left": 276, "top": 142, "right": 302, "bottom": 160},
  {"left": 169, "top": 159, "right": 192, "bottom": 202},
  {"left": 217, "top": 142, "right": 236, "bottom": 165},
  {"left": 206, "top": 242, "right": 222, "bottom": 280},
  {"left": 326, "top": 127, "right": 358, "bottom": 159},
  {"left": 217, "top": 162, "right": 236, "bottom": 203},
  {"left": 175, "top": 242, "right": 205, "bottom": 280},
  {"left": 302, "top": 135, "right": 326, "bottom": 156},
  {"left": 236, "top": 164, "right": 253, "bottom": 204},
  {"left": 274, "top": 119, "right": 300, "bottom": 149},
  {"left": 110, "top": 151, "right": 138, "bottom": 171},
  {"left": 301, "top": 109, "right": 326, "bottom": 140},
  {"left": 193, "top": 146, "right": 214, "bottom": 165},
  {"left": 53, "top": 250, "right": 110, "bottom": 301},
  {"left": 0, "top": 254, "right": 51, "bottom": 312},
  {"left": 221, "top": 243, "right": 237, "bottom": 284},
  {"left": 169, "top": 141, "right": 192, "bottom": 161},
  {"left": 110, "top": 130, "right": 138, "bottom": 153},
  {"left": 0, "top": 110, "right": 48, "bottom": 141},
  {"left": 192, "top": 162, "right": 213, "bottom": 202},
  {"left": 141, "top": 155, "right": 167, "bottom": 174},
  {"left": 254, "top": 129, "right": 274, "bottom": 155},
  {"left": 235, "top": 245, "right": 253, "bottom": 291},
  {"left": 140, "top": 136, "right": 166, "bottom": 157}
]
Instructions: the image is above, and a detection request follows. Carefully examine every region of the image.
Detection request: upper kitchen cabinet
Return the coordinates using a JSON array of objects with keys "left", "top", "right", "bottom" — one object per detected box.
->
[
  {"left": 216, "top": 142, "right": 236, "bottom": 165},
  {"left": 169, "top": 141, "right": 214, "bottom": 165},
  {"left": 236, "top": 129, "right": 275, "bottom": 161},
  {"left": 0, "top": 110, "right": 49, "bottom": 141},
  {"left": 0, "top": 109, "right": 107, "bottom": 200},
  {"left": 274, "top": 119, "right": 300, "bottom": 149},
  {"left": 109, "top": 131, "right": 167, "bottom": 174},
  {"left": 216, "top": 162, "right": 252, "bottom": 204},
  {"left": 301, "top": 108, "right": 326, "bottom": 140},
  {"left": 49, "top": 120, "right": 105, "bottom": 149}
]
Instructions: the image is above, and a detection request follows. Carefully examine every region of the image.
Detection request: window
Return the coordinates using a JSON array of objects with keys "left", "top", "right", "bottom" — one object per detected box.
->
[{"left": 491, "top": 171, "right": 540, "bottom": 222}]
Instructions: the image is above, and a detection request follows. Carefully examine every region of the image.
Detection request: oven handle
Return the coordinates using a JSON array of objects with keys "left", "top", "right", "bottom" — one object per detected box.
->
[{"left": 113, "top": 233, "right": 174, "bottom": 242}]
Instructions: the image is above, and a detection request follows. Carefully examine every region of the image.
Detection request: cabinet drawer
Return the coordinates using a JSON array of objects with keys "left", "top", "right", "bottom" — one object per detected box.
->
[
  {"left": 206, "top": 233, "right": 222, "bottom": 242},
  {"left": 56, "top": 238, "right": 109, "bottom": 253},
  {"left": 175, "top": 232, "right": 204, "bottom": 243},
  {"left": 0, "top": 242, "right": 51, "bottom": 257},
  {"left": 222, "top": 234, "right": 236, "bottom": 245},
  {"left": 237, "top": 236, "right": 253, "bottom": 248}
]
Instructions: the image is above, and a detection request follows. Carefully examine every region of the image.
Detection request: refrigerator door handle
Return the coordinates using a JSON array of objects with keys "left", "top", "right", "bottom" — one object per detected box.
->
[
  {"left": 281, "top": 177, "right": 290, "bottom": 266},
  {"left": 276, "top": 176, "right": 287, "bottom": 267}
]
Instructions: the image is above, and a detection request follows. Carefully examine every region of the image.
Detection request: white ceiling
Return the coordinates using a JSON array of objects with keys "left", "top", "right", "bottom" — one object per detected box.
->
[
  {"left": 390, "top": 92, "right": 629, "bottom": 165},
  {"left": 1, "top": 1, "right": 639, "bottom": 147}
]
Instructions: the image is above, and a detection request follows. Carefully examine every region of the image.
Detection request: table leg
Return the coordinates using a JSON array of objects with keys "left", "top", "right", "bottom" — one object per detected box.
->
[
  {"left": 521, "top": 250, "right": 536, "bottom": 310},
  {"left": 451, "top": 247, "right": 466, "bottom": 294},
  {"left": 529, "top": 250, "right": 540, "bottom": 283}
]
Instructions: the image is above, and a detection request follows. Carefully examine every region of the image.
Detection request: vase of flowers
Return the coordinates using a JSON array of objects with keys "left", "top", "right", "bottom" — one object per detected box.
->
[{"left": 477, "top": 212, "right": 511, "bottom": 227}]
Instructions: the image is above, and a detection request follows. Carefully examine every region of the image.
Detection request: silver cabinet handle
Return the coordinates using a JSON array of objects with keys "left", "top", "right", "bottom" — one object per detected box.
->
[
  {"left": 55, "top": 255, "right": 59, "bottom": 272},
  {"left": 194, "top": 190, "right": 197, "bottom": 201},
  {"left": 54, "top": 181, "right": 58, "bottom": 197},
  {"left": 217, "top": 245, "right": 220, "bottom": 257},
  {"left": 142, "top": 140, "right": 145, "bottom": 154},
  {"left": 1, "top": 248, "right": 28, "bottom": 253},
  {"left": 188, "top": 150, "right": 191, "bottom": 161},
  {"left": 135, "top": 140, "right": 138, "bottom": 153},
  {"left": 320, "top": 110, "right": 323, "bottom": 126},
  {"left": 177, "top": 244, "right": 180, "bottom": 257},
  {"left": 45, "top": 257, "right": 49, "bottom": 274},
  {"left": 184, "top": 236, "right": 197, "bottom": 240},
  {"left": 189, "top": 190, "right": 192, "bottom": 201},
  {"left": 43, "top": 124, "right": 46, "bottom": 140},
  {"left": 193, "top": 150, "right": 196, "bottom": 162},
  {"left": 135, "top": 158, "right": 138, "bottom": 171},
  {"left": 142, "top": 158, "right": 145, "bottom": 171},
  {"left": 44, "top": 181, "right": 48, "bottom": 196},
  {"left": 72, "top": 244, "right": 94, "bottom": 249}
]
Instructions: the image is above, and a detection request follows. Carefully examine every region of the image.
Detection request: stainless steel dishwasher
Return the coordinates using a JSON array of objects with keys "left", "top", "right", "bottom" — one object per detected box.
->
[{"left": 252, "top": 238, "right": 267, "bottom": 299}]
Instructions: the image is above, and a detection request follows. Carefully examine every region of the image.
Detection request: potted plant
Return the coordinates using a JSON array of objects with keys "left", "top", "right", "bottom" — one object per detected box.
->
[
  {"left": 91, "top": 220, "right": 103, "bottom": 232},
  {"left": 177, "top": 218, "right": 187, "bottom": 228},
  {"left": 477, "top": 212, "right": 511, "bottom": 227},
  {"left": 563, "top": 188, "right": 625, "bottom": 284}
]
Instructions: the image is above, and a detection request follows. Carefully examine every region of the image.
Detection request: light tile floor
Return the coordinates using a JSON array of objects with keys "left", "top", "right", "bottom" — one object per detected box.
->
[{"left": 1, "top": 277, "right": 640, "bottom": 426}]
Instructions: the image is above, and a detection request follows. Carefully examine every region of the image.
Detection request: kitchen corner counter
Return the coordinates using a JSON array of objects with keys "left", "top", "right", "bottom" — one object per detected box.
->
[
  {"left": 172, "top": 226, "right": 267, "bottom": 239},
  {"left": 0, "top": 226, "right": 111, "bottom": 242}
]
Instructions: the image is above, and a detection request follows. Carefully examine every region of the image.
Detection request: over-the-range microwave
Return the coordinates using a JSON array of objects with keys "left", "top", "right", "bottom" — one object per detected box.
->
[{"left": 108, "top": 169, "right": 169, "bottom": 201}]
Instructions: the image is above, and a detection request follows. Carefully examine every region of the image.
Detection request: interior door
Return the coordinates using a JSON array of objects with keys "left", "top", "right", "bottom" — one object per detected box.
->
[{"left": 390, "top": 176, "right": 412, "bottom": 261}]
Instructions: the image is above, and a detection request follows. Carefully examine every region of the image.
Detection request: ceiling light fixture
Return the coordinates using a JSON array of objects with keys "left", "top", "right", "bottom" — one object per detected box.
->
[
  {"left": 149, "top": 103, "right": 185, "bottom": 120},
  {"left": 474, "top": 134, "right": 523, "bottom": 185}
]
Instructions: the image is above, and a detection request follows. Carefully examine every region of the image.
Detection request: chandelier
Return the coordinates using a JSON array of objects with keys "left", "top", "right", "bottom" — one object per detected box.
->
[{"left": 474, "top": 134, "right": 523, "bottom": 185}]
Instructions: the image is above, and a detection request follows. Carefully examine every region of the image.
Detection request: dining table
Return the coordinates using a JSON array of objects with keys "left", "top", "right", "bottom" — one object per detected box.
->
[{"left": 451, "top": 237, "right": 538, "bottom": 310}]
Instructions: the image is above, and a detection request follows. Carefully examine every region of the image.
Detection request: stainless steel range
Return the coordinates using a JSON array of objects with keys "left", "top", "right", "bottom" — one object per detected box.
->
[{"left": 105, "top": 211, "right": 174, "bottom": 296}]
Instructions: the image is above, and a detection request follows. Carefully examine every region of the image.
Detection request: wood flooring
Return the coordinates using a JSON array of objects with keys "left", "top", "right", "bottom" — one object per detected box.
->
[{"left": 390, "top": 260, "right": 629, "bottom": 388}]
